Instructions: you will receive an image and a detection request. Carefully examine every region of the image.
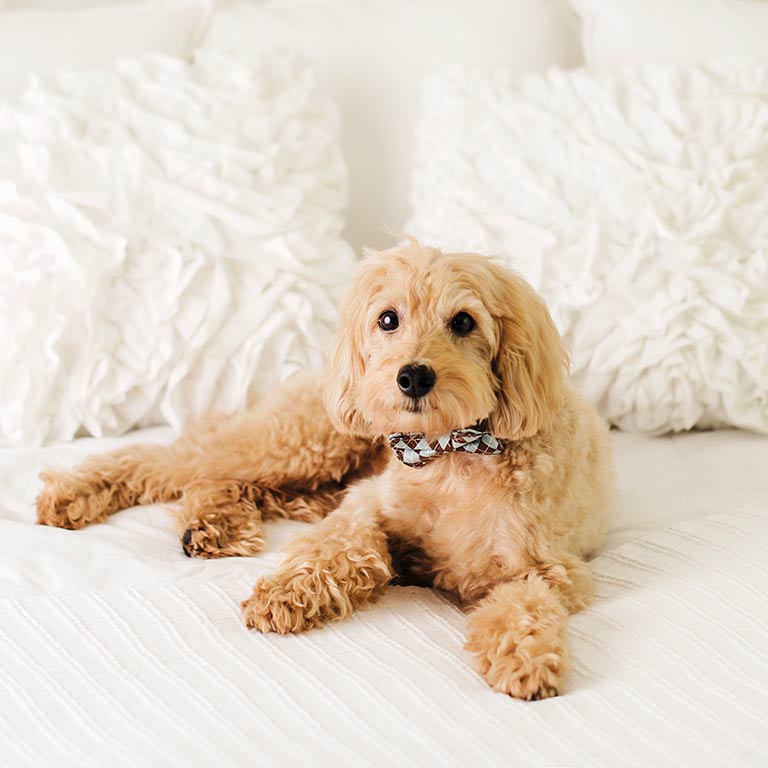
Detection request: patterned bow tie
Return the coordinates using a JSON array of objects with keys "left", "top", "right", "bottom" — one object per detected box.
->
[{"left": 388, "top": 424, "right": 505, "bottom": 468}]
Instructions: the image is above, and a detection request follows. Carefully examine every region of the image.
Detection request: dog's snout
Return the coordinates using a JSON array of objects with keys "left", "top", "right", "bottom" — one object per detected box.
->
[{"left": 397, "top": 364, "right": 436, "bottom": 399}]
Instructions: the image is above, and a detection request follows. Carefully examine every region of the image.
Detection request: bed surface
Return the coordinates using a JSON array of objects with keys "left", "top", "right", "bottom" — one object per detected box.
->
[{"left": 1, "top": 427, "right": 766, "bottom": 766}]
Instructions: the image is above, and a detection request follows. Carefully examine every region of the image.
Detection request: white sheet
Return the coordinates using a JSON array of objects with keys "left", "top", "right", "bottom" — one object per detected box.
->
[{"left": 1, "top": 428, "right": 766, "bottom": 766}]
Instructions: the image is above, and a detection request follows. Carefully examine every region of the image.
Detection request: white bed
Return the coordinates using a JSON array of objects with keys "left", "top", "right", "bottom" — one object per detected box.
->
[
  {"left": 1, "top": 427, "right": 766, "bottom": 767},
  {"left": 2, "top": 2, "right": 768, "bottom": 765}
]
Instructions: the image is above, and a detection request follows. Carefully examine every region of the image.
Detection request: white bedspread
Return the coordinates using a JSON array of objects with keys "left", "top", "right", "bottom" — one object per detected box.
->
[{"left": 1, "top": 428, "right": 766, "bottom": 767}]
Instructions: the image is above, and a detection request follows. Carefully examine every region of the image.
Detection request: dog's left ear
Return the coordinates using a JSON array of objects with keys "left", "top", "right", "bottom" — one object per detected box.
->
[{"left": 487, "top": 265, "right": 569, "bottom": 440}]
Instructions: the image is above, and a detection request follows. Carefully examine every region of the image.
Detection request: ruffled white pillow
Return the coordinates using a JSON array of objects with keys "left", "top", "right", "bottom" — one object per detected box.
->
[
  {"left": 0, "top": 52, "right": 356, "bottom": 446},
  {"left": 408, "top": 61, "right": 768, "bottom": 434}
]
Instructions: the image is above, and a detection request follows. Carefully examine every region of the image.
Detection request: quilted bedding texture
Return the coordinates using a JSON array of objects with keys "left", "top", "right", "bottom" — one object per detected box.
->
[{"left": 0, "top": 427, "right": 767, "bottom": 767}]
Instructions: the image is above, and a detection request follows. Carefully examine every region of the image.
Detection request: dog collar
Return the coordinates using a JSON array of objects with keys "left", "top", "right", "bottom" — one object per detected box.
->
[{"left": 388, "top": 423, "right": 505, "bottom": 468}]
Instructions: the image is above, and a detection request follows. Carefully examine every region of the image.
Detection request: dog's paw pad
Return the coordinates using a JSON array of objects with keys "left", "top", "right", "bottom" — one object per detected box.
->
[{"left": 527, "top": 685, "right": 558, "bottom": 701}]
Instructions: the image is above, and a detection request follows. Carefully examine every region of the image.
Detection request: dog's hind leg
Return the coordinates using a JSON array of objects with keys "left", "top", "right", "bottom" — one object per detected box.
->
[
  {"left": 177, "top": 483, "right": 347, "bottom": 559},
  {"left": 175, "top": 481, "right": 266, "bottom": 559},
  {"left": 37, "top": 371, "right": 384, "bottom": 545},
  {"left": 172, "top": 370, "right": 383, "bottom": 556},
  {"left": 36, "top": 440, "right": 192, "bottom": 530}
]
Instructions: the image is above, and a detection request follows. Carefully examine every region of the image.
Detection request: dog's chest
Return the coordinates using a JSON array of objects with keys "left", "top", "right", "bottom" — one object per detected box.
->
[{"left": 380, "top": 454, "right": 531, "bottom": 600}]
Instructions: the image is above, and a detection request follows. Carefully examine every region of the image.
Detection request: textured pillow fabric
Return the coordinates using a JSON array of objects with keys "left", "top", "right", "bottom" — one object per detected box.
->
[
  {"left": 573, "top": 0, "right": 768, "bottom": 72},
  {"left": 203, "top": 0, "right": 582, "bottom": 251},
  {"left": 0, "top": 0, "right": 213, "bottom": 97},
  {"left": 408, "top": 60, "right": 768, "bottom": 434},
  {"left": 0, "top": 51, "right": 356, "bottom": 446}
]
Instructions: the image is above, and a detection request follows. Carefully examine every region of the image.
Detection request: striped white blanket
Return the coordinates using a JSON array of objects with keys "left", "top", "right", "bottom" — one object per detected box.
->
[{"left": 1, "top": 428, "right": 766, "bottom": 767}]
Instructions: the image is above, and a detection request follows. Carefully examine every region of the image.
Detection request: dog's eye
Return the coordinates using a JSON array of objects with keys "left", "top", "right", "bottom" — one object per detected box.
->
[
  {"left": 378, "top": 310, "right": 399, "bottom": 332},
  {"left": 450, "top": 311, "right": 475, "bottom": 336}
]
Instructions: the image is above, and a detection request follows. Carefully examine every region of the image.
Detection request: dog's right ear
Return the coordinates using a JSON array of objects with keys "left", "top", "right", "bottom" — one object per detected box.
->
[{"left": 323, "top": 263, "right": 371, "bottom": 436}]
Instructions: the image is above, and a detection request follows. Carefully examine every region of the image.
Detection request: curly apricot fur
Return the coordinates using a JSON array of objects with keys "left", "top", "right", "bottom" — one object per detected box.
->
[{"left": 37, "top": 241, "right": 613, "bottom": 700}]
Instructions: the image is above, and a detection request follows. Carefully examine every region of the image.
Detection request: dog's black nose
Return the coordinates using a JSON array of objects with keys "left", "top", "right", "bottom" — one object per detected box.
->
[{"left": 397, "top": 364, "right": 436, "bottom": 399}]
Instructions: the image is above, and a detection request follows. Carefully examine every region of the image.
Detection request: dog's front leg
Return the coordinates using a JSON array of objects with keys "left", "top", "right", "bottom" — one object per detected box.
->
[
  {"left": 464, "top": 575, "right": 571, "bottom": 700},
  {"left": 241, "top": 478, "right": 392, "bottom": 634}
]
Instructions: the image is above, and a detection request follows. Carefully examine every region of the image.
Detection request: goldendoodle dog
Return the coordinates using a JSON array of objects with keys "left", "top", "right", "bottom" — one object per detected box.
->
[{"left": 37, "top": 240, "right": 613, "bottom": 700}]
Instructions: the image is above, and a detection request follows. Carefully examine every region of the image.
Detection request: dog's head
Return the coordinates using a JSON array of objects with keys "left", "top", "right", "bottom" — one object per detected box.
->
[{"left": 324, "top": 240, "right": 568, "bottom": 440}]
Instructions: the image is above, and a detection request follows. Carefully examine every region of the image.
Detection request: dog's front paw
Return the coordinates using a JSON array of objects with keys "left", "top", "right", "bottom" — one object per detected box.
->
[
  {"left": 36, "top": 470, "right": 112, "bottom": 530},
  {"left": 471, "top": 634, "right": 563, "bottom": 701},
  {"left": 465, "top": 578, "right": 568, "bottom": 701},
  {"left": 241, "top": 576, "right": 323, "bottom": 634}
]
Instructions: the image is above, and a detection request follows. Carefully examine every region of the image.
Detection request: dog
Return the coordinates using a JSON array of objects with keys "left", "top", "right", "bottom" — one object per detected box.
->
[{"left": 37, "top": 240, "right": 613, "bottom": 700}]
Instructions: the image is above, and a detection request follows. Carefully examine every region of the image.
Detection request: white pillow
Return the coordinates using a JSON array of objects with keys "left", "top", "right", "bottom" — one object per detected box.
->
[
  {"left": 573, "top": 0, "right": 768, "bottom": 72},
  {"left": 408, "top": 61, "right": 768, "bottom": 434},
  {"left": 202, "top": 0, "right": 582, "bottom": 252},
  {"left": 0, "top": 0, "right": 213, "bottom": 97},
  {"left": 0, "top": 51, "right": 356, "bottom": 446}
]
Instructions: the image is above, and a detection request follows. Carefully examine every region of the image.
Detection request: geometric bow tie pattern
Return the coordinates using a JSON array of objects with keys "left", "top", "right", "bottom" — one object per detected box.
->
[{"left": 388, "top": 424, "right": 505, "bottom": 468}]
